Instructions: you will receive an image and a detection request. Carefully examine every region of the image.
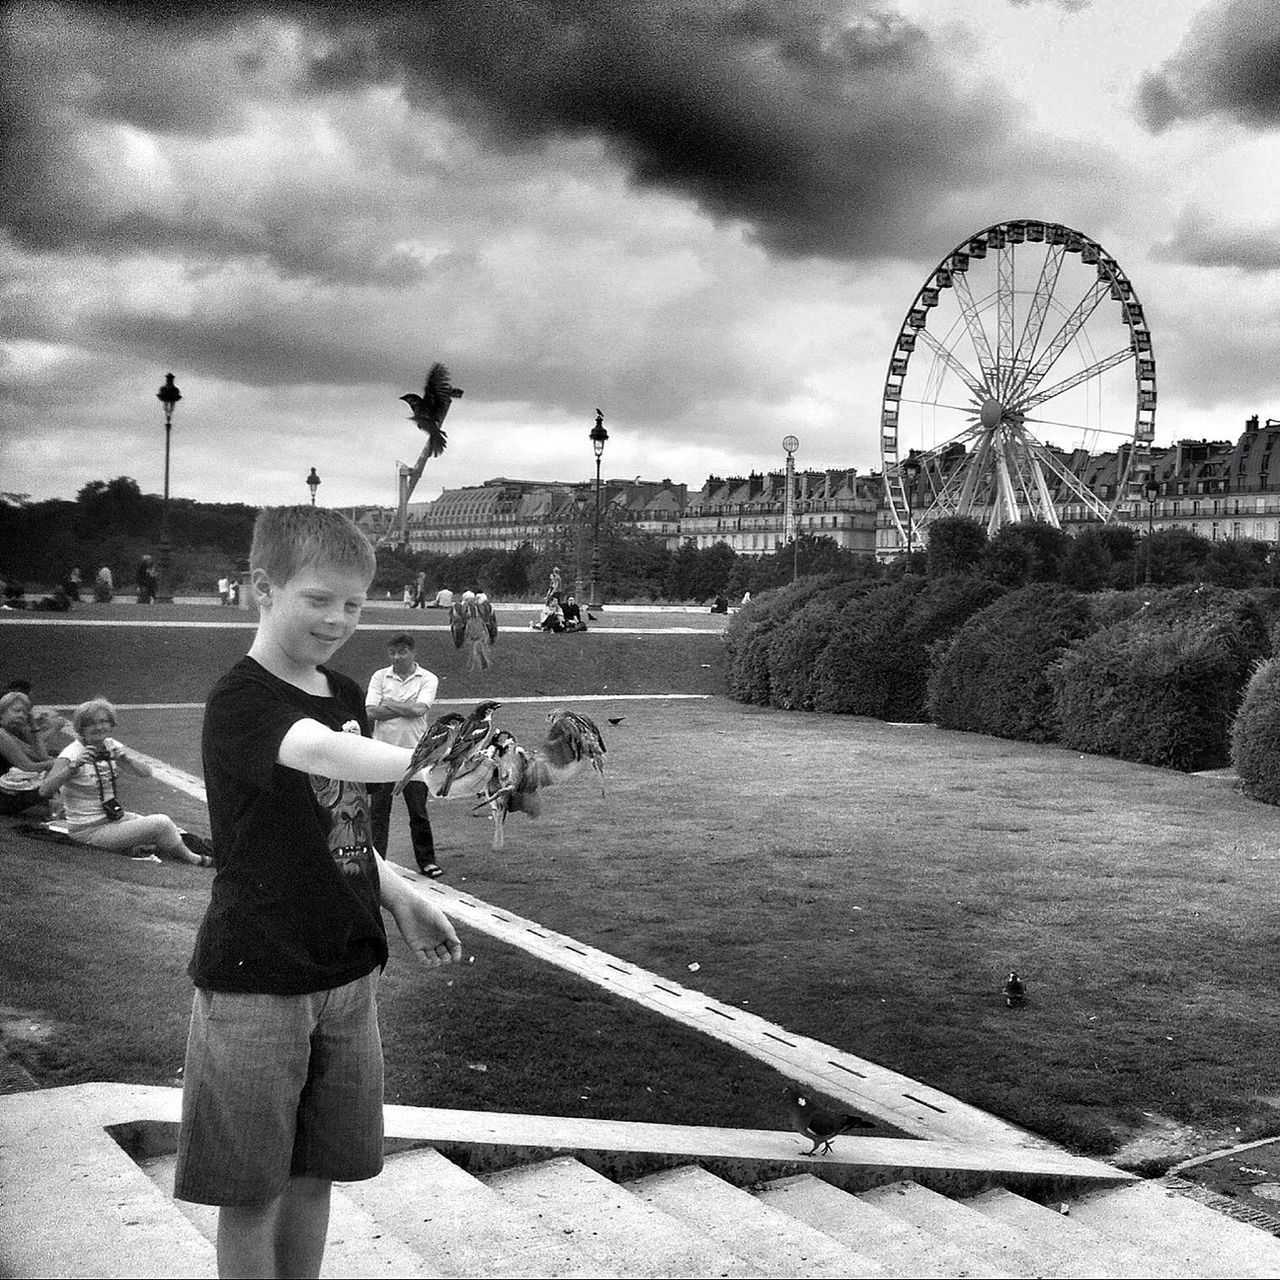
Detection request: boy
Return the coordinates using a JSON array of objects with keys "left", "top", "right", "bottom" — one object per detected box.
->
[
  {"left": 174, "top": 507, "right": 462, "bottom": 1279},
  {"left": 366, "top": 633, "right": 441, "bottom": 878}
]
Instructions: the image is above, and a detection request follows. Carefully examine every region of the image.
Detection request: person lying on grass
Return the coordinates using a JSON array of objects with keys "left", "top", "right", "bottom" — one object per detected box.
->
[{"left": 38, "top": 697, "right": 212, "bottom": 866}]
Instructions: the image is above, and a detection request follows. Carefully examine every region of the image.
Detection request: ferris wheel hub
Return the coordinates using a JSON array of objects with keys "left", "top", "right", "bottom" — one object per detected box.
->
[{"left": 979, "top": 397, "right": 1004, "bottom": 428}]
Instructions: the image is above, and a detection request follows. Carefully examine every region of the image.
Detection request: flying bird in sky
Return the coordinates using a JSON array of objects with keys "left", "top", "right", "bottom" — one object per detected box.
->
[
  {"left": 783, "top": 1087, "right": 875, "bottom": 1156},
  {"left": 394, "top": 711, "right": 464, "bottom": 796},
  {"left": 400, "top": 362, "right": 463, "bottom": 459}
]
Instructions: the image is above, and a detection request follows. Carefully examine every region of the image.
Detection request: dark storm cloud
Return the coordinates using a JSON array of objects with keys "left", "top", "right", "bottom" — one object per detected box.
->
[
  {"left": 2, "top": 0, "right": 1036, "bottom": 267},
  {"left": 309, "top": 0, "right": 1022, "bottom": 260},
  {"left": 1137, "top": 0, "right": 1280, "bottom": 133},
  {"left": 1153, "top": 206, "right": 1280, "bottom": 273}
]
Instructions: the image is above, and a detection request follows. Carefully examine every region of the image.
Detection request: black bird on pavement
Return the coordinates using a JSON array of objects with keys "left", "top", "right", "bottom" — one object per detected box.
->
[
  {"left": 436, "top": 700, "right": 501, "bottom": 797},
  {"left": 607, "top": 716, "right": 625, "bottom": 726},
  {"left": 783, "top": 1087, "right": 875, "bottom": 1156},
  {"left": 1003, "top": 970, "right": 1027, "bottom": 1008}
]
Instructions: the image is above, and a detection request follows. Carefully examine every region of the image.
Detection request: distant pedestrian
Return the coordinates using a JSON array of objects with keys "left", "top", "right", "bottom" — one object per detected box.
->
[
  {"left": 547, "top": 566, "right": 562, "bottom": 603},
  {"left": 366, "top": 634, "right": 441, "bottom": 877},
  {"left": 413, "top": 570, "right": 428, "bottom": 608},
  {"left": 94, "top": 566, "right": 113, "bottom": 603},
  {"left": 217, "top": 574, "right": 231, "bottom": 606},
  {"left": 136, "top": 555, "right": 158, "bottom": 604},
  {"left": 63, "top": 568, "right": 82, "bottom": 601}
]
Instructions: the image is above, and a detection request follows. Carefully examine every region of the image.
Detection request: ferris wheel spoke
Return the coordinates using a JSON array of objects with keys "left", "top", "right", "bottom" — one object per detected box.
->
[
  {"left": 1009, "top": 245, "right": 1065, "bottom": 398},
  {"left": 1026, "top": 441, "right": 1115, "bottom": 518},
  {"left": 1010, "top": 277, "right": 1111, "bottom": 401},
  {"left": 995, "top": 244, "right": 1016, "bottom": 399},
  {"left": 1020, "top": 411, "right": 1136, "bottom": 441},
  {"left": 951, "top": 270, "right": 1000, "bottom": 387},
  {"left": 916, "top": 329, "right": 988, "bottom": 401},
  {"left": 1015, "top": 346, "right": 1134, "bottom": 414}
]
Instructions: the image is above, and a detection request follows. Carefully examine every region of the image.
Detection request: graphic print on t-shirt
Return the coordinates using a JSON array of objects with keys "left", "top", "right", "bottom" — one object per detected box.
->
[{"left": 307, "top": 772, "right": 376, "bottom": 877}]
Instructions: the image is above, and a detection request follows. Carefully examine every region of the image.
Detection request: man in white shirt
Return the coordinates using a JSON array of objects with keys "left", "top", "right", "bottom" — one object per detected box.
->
[{"left": 365, "top": 634, "right": 442, "bottom": 877}]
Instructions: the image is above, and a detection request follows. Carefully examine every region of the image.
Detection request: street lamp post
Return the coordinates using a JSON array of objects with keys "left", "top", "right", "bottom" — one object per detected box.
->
[
  {"left": 306, "top": 467, "right": 322, "bottom": 506},
  {"left": 155, "top": 373, "right": 182, "bottom": 602},
  {"left": 902, "top": 454, "right": 922, "bottom": 567},
  {"left": 588, "top": 410, "right": 609, "bottom": 611},
  {"left": 1144, "top": 478, "right": 1159, "bottom": 584}
]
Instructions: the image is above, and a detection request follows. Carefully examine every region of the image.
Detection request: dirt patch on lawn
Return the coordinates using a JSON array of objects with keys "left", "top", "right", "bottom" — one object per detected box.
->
[{"left": 1110, "top": 1111, "right": 1237, "bottom": 1173}]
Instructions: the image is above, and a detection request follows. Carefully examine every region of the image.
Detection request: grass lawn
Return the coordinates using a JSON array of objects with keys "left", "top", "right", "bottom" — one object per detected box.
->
[{"left": 2, "top": 608, "right": 1278, "bottom": 1170}]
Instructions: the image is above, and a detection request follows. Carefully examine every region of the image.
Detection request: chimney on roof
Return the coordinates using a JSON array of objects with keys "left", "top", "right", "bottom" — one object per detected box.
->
[{"left": 1247, "top": 414, "right": 1260, "bottom": 433}]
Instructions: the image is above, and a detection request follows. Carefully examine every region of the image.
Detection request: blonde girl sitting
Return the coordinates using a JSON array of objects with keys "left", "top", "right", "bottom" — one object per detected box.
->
[{"left": 39, "top": 698, "right": 211, "bottom": 866}]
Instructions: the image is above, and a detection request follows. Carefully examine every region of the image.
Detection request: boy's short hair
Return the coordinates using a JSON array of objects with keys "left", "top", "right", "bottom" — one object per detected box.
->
[
  {"left": 250, "top": 506, "right": 376, "bottom": 587},
  {"left": 72, "top": 697, "right": 116, "bottom": 734},
  {"left": 388, "top": 633, "right": 415, "bottom": 649}
]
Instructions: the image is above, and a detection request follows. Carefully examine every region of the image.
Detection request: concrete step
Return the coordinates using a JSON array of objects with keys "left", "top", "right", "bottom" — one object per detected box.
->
[
  {"left": 142, "top": 1153, "right": 440, "bottom": 1278},
  {"left": 1068, "top": 1180, "right": 1280, "bottom": 1278},
  {"left": 861, "top": 1179, "right": 1059, "bottom": 1277},
  {"left": 0, "top": 1089, "right": 216, "bottom": 1279},
  {"left": 627, "top": 1163, "right": 889, "bottom": 1277},
  {"left": 483, "top": 1155, "right": 759, "bottom": 1277},
  {"left": 965, "top": 1185, "right": 1186, "bottom": 1278},
  {"left": 342, "top": 1145, "right": 616, "bottom": 1277},
  {"left": 755, "top": 1173, "right": 1012, "bottom": 1279}
]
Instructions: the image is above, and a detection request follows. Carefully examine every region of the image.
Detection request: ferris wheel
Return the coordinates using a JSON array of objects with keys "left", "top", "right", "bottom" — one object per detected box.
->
[{"left": 880, "top": 220, "right": 1157, "bottom": 544}]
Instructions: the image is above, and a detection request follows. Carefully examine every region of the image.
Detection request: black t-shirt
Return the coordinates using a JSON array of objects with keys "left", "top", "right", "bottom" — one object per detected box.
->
[{"left": 189, "top": 656, "right": 388, "bottom": 994}]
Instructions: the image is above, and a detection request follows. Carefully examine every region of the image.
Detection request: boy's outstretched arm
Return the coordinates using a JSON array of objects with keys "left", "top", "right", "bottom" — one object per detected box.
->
[
  {"left": 278, "top": 718, "right": 413, "bottom": 781},
  {"left": 379, "top": 866, "right": 463, "bottom": 967}
]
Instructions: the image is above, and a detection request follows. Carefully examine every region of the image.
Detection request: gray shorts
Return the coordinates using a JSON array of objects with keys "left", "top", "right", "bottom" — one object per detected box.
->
[{"left": 173, "top": 970, "right": 384, "bottom": 1205}]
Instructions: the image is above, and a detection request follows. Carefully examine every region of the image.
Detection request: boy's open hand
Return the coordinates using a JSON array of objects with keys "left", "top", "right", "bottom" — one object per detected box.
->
[{"left": 385, "top": 881, "right": 463, "bottom": 968}]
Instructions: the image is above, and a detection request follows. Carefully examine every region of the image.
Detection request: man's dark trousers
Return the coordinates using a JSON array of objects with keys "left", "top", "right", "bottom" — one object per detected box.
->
[{"left": 368, "top": 779, "right": 436, "bottom": 871}]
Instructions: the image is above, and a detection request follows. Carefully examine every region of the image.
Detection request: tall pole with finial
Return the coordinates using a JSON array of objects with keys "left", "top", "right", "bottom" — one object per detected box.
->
[
  {"left": 155, "top": 373, "right": 181, "bottom": 602},
  {"left": 782, "top": 435, "right": 799, "bottom": 579}
]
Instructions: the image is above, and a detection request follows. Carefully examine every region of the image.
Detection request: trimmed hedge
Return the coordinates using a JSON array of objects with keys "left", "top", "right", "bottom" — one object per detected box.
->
[
  {"left": 724, "top": 577, "right": 844, "bottom": 705},
  {"left": 1232, "top": 657, "right": 1280, "bottom": 803},
  {"left": 812, "top": 575, "right": 1003, "bottom": 722},
  {"left": 927, "top": 583, "right": 1096, "bottom": 742},
  {"left": 1048, "top": 585, "right": 1269, "bottom": 771},
  {"left": 764, "top": 579, "right": 879, "bottom": 710}
]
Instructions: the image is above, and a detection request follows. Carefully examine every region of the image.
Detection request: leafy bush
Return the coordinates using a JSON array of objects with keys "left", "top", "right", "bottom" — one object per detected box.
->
[
  {"left": 812, "top": 575, "right": 1002, "bottom": 721},
  {"left": 764, "top": 579, "right": 878, "bottom": 710},
  {"left": 724, "top": 577, "right": 838, "bottom": 704},
  {"left": 1231, "top": 658, "right": 1280, "bottom": 804},
  {"left": 1048, "top": 586, "right": 1269, "bottom": 771},
  {"left": 928, "top": 583, "right": 1095, "bottom": 742}
]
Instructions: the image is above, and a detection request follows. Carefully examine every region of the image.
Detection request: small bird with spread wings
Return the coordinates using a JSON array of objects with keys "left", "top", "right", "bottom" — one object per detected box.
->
[
  {"left": 400, "top": 362, "right": 463, "bottom": 459},
  {"left": 783, "top": 1087, "right": 875, "bottom": 1156},
  {"left": 473, "top": 709, "right": 608, "bottom": 850}
]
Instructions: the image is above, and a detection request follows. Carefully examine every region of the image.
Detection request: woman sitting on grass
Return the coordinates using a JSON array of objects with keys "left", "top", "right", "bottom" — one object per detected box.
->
[
  {"left": 38, "top": 698, "right": 212, "bottom": 866},
  {"left": 0, "top": 691, "right": 57, "bottom": 817}
]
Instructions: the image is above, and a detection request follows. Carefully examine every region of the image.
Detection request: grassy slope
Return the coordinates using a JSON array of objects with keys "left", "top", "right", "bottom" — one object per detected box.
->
[{"left": 2, "top": 608, "right": 1277, "bottom": 1164}]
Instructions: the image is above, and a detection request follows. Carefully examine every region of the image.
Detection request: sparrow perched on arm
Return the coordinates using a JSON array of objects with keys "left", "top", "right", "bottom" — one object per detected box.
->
[
  {"left": 393, "top": 712, "right": 464, "bottom": 796},
  {"left": 400, "top": 362, "right": 463, "bottom": 459},
  {"left": 783, "top": 1087, "right": 874, "bottom": 1156},
  {"left": 436, "top": 700, "right": 501, "bottom": 797}
]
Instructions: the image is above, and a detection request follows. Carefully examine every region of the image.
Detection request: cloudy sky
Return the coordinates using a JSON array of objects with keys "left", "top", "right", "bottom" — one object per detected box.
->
[{"left": 2, "top": 0, "right": 1278, "bottom": 510}]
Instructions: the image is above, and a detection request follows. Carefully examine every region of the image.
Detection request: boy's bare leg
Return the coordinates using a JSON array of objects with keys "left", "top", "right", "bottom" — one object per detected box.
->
[{"left": 216, "top": 1177, "right": 331, "bottom": 1279}]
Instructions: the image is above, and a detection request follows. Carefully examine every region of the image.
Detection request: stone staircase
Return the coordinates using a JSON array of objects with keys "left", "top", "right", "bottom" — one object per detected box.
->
[{"left": 4, "top": 1083, "right": 1279, "bottom": 1278}]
